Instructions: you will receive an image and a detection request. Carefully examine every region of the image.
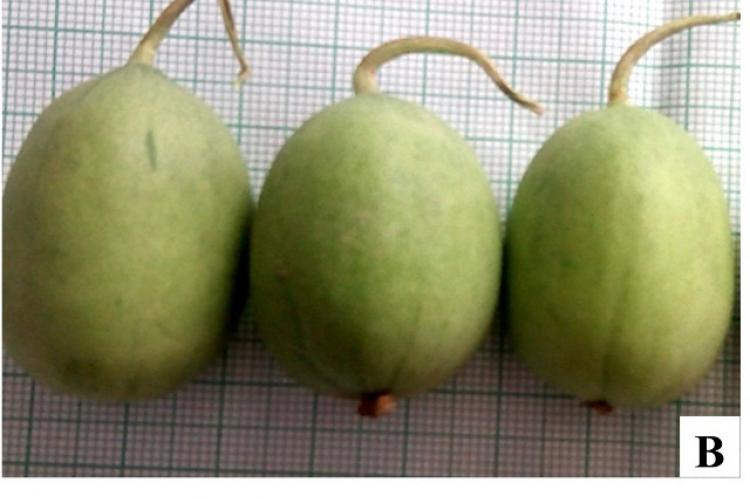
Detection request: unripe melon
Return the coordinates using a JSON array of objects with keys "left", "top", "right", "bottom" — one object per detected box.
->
[
  {"left": 506, "top": 104, "right": 734, "bottom": 408},
  {"left": 250, "top": 94, "right": 501, "bottom": 406},
  {"left": 3, "top": 63, "right": 252, "bottom": 400}
]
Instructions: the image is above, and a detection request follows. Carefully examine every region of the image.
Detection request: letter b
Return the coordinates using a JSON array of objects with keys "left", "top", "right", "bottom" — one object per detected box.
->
[{"left": 695, "top": 436, "right": 724, "bottom": 468}]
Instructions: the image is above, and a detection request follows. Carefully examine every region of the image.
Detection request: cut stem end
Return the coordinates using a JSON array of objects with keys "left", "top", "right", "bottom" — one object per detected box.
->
[
  {"left": 358, "top": 392, "right": 396, "bottom": 418},
  {"left": 585, "top": 400, "right": 615, "bottom": 415}
]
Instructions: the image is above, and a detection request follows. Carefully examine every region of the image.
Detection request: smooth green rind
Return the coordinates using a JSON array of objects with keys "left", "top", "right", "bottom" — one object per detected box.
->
[
  {"left": 3, "top": 63, "right": 253, "bottom": 401},
  {"left": 506, "top": 104, "right": 734, "bottom": 408},
  {"left": 251, "top": 94, "right": 501, "bottom": 399}
]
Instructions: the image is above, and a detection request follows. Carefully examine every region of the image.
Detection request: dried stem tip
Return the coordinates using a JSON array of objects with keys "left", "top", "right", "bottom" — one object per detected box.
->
[
  {"left": 608, "top": 11, "right": 740, "bottom": 105},
  {"left": 358, "top": 392, "right": 396, "bottom": 418},
  {"left": 217, "top": 0, "right": 251, "bottom": 84},
  {"left": 352, "top": 36, "right": 543, "bottom": 116}
]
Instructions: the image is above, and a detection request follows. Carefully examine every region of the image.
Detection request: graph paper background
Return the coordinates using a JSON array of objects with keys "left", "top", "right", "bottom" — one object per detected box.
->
[{"left": 1, "top": 0, "right": 741, "bottom": 477}]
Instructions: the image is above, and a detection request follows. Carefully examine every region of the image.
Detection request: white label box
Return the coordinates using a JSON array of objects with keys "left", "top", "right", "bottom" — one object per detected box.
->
[{"left": 679, "top": 416, "right": 740, "bottom": 477}]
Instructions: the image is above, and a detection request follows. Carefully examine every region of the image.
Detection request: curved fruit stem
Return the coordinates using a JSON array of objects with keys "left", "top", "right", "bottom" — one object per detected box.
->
[
  {"left": 129, "top": 0, "right": 195, "bottom": 66},
  {"left": 358, "top": 392, "right": 396, "bottom": 418},
  {"left": 608, "top": 11, "right": 740, "bottom": 105},
  {"left": 352, "top": 37, "right": 543, "bottom": 116},
  {"left": 129, "top": 0, "right": 250, "bottom": 83}
]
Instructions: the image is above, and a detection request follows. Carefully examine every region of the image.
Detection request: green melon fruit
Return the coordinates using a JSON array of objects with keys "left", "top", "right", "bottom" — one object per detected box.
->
[
  {"left": 2, "top": 0, "right": 253, "bottom": 401},
  {"left": 250, "top": 38, "right": 541, "bottom": 416},
  {"left": 506, "top": 13, "right": 738, "bottom": 410}
]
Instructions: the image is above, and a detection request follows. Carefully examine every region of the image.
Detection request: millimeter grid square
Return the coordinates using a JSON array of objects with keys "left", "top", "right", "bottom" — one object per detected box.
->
[{"left": 1, "top": 0, "right": 741, "bottom": 477}]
